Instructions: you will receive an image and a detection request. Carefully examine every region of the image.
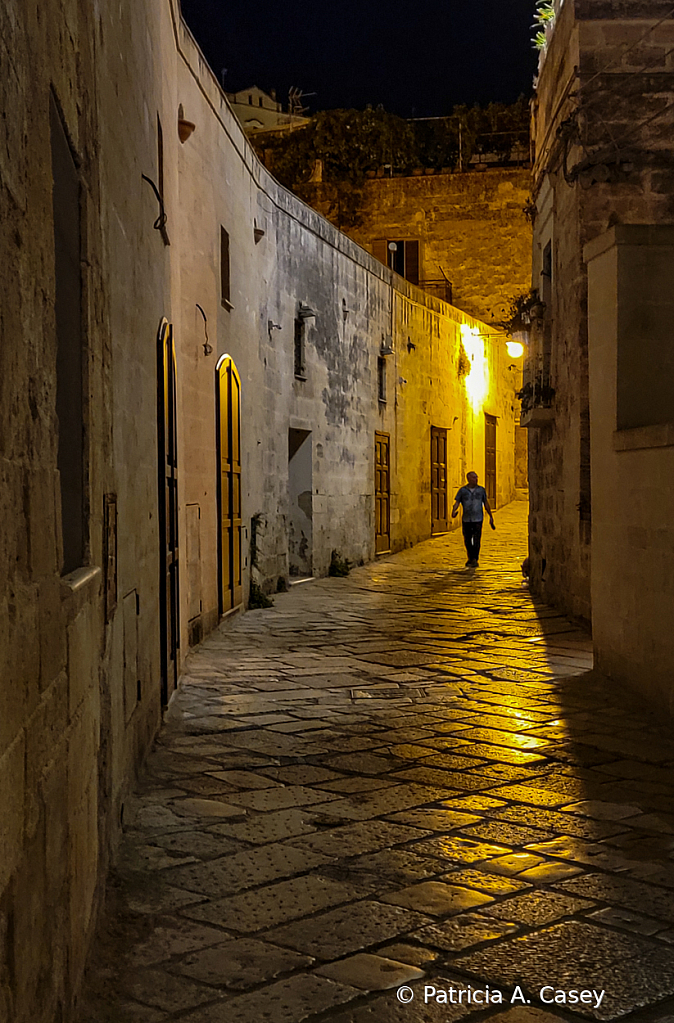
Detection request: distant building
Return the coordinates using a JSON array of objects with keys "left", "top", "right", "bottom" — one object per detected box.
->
[
  {"left": 226, "top": 85, "right": 309, "bottom": 135},
  {"left": 298, "top": 168, "right": 533, "bottom": 328}
]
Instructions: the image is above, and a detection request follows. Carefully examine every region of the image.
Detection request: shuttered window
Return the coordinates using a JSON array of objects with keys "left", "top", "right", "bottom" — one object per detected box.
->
[
  {"left": 371, "top": 238, "right": 420, "bottom": 285},
  {"left": 221, "top": 226, "right": 231, "bottom": 308}
]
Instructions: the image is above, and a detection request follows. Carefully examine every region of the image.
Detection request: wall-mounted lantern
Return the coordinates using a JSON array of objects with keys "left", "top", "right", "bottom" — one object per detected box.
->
[
  {"left": 298, "top": 302, "right": 317, "bottom": 322},
  {"left": 178, "top": 104, "right": 196, "bottom": 143}
]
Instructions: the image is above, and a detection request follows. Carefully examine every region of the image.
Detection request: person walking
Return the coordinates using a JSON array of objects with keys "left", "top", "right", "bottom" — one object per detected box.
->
[{"left": 451, "top": 471, "right": 495, "bottom": 567}]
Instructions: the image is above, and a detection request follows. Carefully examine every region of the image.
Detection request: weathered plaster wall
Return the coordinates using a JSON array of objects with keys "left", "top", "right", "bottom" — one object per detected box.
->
[
  {"left": 170, "top": 17, "right": 524, "bottom": 626},
  {"left": 528, "top": 0, "right": 674, "bottom": 622},
  {"left": 586, "top": 225, "right": 674, "bottom": 715},
  {"left": 0, "top": 2, "right": 126, "bottom": 1020},
  {"left": 301, "top": 170, "right": 533, "bottom": 325}
]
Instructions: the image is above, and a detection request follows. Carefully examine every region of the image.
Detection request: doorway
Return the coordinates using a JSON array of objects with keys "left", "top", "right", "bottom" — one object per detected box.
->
[
  {"left": 288, "top": 429, "right": 312, "bottom": 577},
  {"left": 157, "top": 318, "right": 179, "bottom": 705},
  {"left": 485, "top": 413, "right": 497, "bottom": 507},
  {"left": 375, "top": 432, "right": 391, "bottom": 553},
  {"left": 431, "top": 426, "right": 448, "bottom": 533},
  {"left": 217, "top": 355, "right": 242, "bottom": 614}
]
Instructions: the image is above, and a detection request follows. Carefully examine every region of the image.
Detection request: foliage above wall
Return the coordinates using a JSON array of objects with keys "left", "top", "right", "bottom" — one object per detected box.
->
[
  {"left": 533, "top": 1, "right": 556, "bottom": 49},
  {"left": 254, "top": 101, "right": 530, "bottom": 228}
]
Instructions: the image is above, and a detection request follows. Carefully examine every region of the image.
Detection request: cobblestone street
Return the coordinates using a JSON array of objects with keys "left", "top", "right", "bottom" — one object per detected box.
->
[{"left": 78, "top": 501, "right": 674, "bottom": 1023}]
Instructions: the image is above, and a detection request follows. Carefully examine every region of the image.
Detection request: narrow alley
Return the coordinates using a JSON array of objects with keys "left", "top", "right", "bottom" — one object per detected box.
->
[{"left": 78, "top": 501, "right": 674, "bottom": 1023}]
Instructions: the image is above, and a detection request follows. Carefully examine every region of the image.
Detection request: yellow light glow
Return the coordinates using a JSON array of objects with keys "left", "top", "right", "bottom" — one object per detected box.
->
[
  {"left": 461, "top": 324, "right": 489, "bottom": 412},
  {"left": 507, "top": 340, "right": 524, "bottom": 358}
]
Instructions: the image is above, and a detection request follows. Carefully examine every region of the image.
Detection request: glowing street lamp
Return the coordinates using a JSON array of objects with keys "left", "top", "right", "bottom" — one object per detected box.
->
[{"left": 460, "top": 324, "right": 489, "bottom": 412}]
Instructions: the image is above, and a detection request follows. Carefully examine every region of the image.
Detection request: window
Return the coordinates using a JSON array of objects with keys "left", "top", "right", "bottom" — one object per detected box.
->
[
  {"left": 50, "top": 92, "right": 85, "bottom": 574},
  {"left": 372, "top": 239, "right": 419, "bottom": 285},
  {"left": 220, "top": 226, "right": 231, "bottom": 309},
  {"left": 258, "top": 96, "right": 263, "bottom": 107},
  {"left": 377, "top": 356, "right": 387, "bottom": 402},
  {"left": 248, "top": 94, "right": 253, "bottom": 105},
  {"left": 294, "top": 318, "right": 306, "bottom": 379}
]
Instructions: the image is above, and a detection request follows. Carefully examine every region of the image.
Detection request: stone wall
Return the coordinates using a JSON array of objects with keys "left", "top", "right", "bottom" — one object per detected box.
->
[
  {"left": 585, "top": 225, "right": 674, "bottom": 715},
  {"left": 0, "top": 1, "right": 523, "bottom": 1018},
  {"left": 528, "top": 0, "right": 674, "bottom": 622},
  {"left": 300, "top": 169, "right": 533, "bottom": 325},
  {"left": 0, "top": 1, "right": 139, "bottom": 1020}
]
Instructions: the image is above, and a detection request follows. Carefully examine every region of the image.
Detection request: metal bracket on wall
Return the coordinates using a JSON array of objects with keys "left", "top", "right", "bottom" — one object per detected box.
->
[{"left": 141, "top": 174, "right": 170, "bottom": 245}]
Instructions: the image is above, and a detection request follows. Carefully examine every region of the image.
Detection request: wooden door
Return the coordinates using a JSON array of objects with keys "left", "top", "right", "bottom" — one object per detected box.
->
[
  {"left": 485, "top": 413, "right": 497, "bottom": 507},
  {"left": 217, "top": 355, "right": 242, "bottom": 613},
  {"left": 374, "top": 432, "right": 391, "bottom": 554},
  {"left": 431, "top": 426, "right": 448, "bottom": 533},
  {"left": 157, "top": 318, "right": 180, "bottom": 705}
]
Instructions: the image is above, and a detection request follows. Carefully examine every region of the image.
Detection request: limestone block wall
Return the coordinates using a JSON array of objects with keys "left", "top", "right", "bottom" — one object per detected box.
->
[
  {"left": 586, "top": 225, "right": 674, "bottom": 715},
  {"left": 301, "top": 170, "right": 533, "bottom": 325},
  {"left": 528, "top": 0, "right": 674, "bottom": 622},
  {"left": 0, "top": 1, "right": 138, "bottom": 1020}
]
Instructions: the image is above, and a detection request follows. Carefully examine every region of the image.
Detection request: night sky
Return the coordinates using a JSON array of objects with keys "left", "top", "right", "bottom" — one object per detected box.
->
[{"left": 179, "top": 0, "right": 539, "bottom": 118}]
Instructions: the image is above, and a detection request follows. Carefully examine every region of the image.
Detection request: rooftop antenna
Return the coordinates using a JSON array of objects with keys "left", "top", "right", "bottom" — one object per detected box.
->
[{"left": 288, "top": 87, "right": 316, "bottom": 118}]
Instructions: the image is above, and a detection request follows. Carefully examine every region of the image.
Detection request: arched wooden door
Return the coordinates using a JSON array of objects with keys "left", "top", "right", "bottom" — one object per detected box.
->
[
  {"left": 157, "top": 318, "right": 180, "bottom": 705},
  {"left": 216, "top": 355, "right": 242, "bottom": 613}
]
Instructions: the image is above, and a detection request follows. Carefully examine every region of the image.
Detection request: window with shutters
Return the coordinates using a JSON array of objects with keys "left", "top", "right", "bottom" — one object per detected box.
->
[
  {"left": 377, "top": 356, "right": 387, "bottom": 402},
  {"left": 220, "top": 227, "right": 232, "bottom": 309},
  {"left": 371, "top": 239, "right": 420, "bottom": 285},
  {"left": 294, "top": 318, "right": 307, "bottom": 379}
]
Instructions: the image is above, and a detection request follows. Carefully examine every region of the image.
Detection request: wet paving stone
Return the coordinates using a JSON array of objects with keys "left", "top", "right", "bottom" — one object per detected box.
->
[
  {"left": 553, "top": 873, "right": 674, "bottom": 921},
  {"left": 266, "top": 900, "right": 432, "bottom": 959},
  {"left": 178, "top": 974, "right": 359, "bottom": 1023},
  {"left": 323, "top": 977, "right": 482, "bottom": 1023},
  {"left": 288, "top": 820, "right": 429, "bottom": 858},
  {"left": 347, "top": 849, "right": 447, "bottom": 885},
  {"left": 121, "top": 969, "right": 215, "bottom": 1012},
  {"left": 411, "top": 835, "right": 512, "bottom": 865},
  {"left": 379, "top": 942, "right": 440, "bottom": 966},
  {"left": 441, "top": 868, "right": 531, "bottom": 895},
  {"left": 181, "top": 874, "right": 363, "bottom": 932},
  {"left": 384, "top": 809, "right": 483, "bottom": 831},
  {"left": 76, "top": 503, "right": 674, "bottom": 1023},
  {"left": 382, "top": 881, "right": 494, "bottom": 916},
  {"left": 482, "top": 890, "right": 595, "bottom": 926},
  {"left": 315, "top": 953, "right": 425, "bottom": 990},
  {"left": 412, "top": 911, "right": 520, "bottom": 951},
  {"left": 150, "top": 830, "right": 241, "bottom": 860},
  {"left": 454, "top": 920, "right": 674, "bottom": 1020},
  {"left": 462, "top": 821, "right": 555, "bottom": 847},
  {"left": 132, "top": 919, "right": 227, "bottom": 967},
  {"left": 214, "top": 808, "right": 319, "bottom": 845},
  {"left": 175, "top": 937, "right": 313, "bottom": 989},
  {"left": 163, "top": 843, "right": 334, "bottom": 897}
]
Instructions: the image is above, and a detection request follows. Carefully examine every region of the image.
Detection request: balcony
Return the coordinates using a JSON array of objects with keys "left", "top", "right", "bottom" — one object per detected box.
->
[{"left": 419, "top": 278, "right": 453, "bottom": 304}]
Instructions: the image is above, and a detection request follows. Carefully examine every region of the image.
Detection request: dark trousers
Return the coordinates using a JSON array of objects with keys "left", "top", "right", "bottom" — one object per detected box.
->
[{"left": 462, "top": 520, "right": 483, "bottom": 561}]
